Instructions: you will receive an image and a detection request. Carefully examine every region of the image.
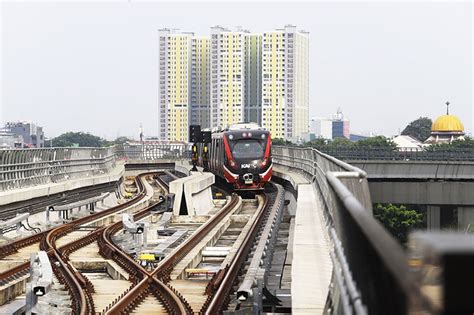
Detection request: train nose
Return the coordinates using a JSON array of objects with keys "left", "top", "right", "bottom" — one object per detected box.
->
[{"left": 243, "top": 173, "right": 254, "bottom": 184}]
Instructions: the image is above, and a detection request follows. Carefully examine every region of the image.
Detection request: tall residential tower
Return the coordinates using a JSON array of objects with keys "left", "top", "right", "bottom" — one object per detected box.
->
[
  {"left": 244, "top": 34, "right": 263, "bottom": 124},
  {"left": 158, "top": 29, "right": 193, "bottom": 142},
  {"left": 210, "top": 26, "right": 247, "bottom": 129},
  {"left": 190, "top": 37, "right": 211, "bottom": 129},
  {"left": 158, "top": 25, "right": 309, "bottom": 141},
  {"left": 261, "top": 25, "right": 309, "bottom": 140}
]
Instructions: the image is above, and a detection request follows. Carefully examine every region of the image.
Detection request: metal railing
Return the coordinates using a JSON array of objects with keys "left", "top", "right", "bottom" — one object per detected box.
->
[
  {"left": 0, "top": 147, "right": 116, "bottom": 191},
  {"left": 0, "top": 144, "right": 192, "bottom": 192},
  {"left": 272, "top": 146, "right": 423, "bottom": 315},
  {"left": 313, "top": 146, "right": 474, "bottom": 161},
  {"left": 115, "top": 144, "right": 192, "bottom": 161}
]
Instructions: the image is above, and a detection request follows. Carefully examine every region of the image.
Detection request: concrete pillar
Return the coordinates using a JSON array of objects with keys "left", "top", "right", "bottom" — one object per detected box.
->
[
  {"left": 457, "top": 206, "right": 474, "bottom": 231},
  {"left": 427, "top": 206, "right": 440, "bottom": 230}
]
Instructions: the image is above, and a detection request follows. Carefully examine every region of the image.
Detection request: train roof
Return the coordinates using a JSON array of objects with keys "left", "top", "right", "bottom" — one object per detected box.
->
[
  {"left": 227, "top": 122, "right": 263, "bottom": 131},
  {"left": 212, "top": 129, "right": 270, "bottom": 140}
]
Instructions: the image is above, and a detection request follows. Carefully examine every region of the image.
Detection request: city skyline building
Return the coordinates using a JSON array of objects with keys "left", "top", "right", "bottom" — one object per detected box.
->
[
  {"left": 262, "top": 25, "right": 309, "bottom": 140},
  {"left": 2, "top": 121, "right": 44, "bottom": 148},
  {"left": 190, "top": 37, "right": 211, "bottom": 129},
  {"left": 158, "top": 25, "right": 309, "bottom": 142},
  {"left": 158, "top": 28, "right": 193, "bottom": 142},
  {"left": 244, "top": 33, "right": 262, "bottom": 124},
  {"left": 310, "top": 108, "right": 350, "bottom": 140},
  {"left": 210, "top": 26, "right": 247, "bottom": 129}
]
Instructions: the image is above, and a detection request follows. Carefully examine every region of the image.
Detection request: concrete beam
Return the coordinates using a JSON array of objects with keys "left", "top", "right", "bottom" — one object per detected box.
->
[
  {"left": 457, "top": 206, "right": 474, "bottom": 231},
  {"left": 427, "top": 206, "right": 440, "bottom": 230},
  {"left": 350, "top": 160, "right": 474, "bottom": 180},
  {"left": 368, "top": 181, "right": 474, "bottom": 206},
  {"left": 169, "top": 173, "right": 200, "bottom": 215},
  {"left": 169, "top": 172, "right": 215, "bottom": 216},
  {"left": 0, "top": 163, "right": 124, "bottom": 206},
  {"left": 183, "top": 172, "right": 215, "bottom": 216}
]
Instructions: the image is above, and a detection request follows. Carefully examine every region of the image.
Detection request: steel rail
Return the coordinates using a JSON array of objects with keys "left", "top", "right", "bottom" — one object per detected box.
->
[
  {"left": 204, "top": 192, "right": 270, "bottom": 314},
  {"left": 151, "top": 193, "right": 240, "bottom": 281},
  {"left": 101, "top": 172, "right": 190, "bottom": 314},
  {"left": 237, "top": 184, "right": 284, "bottom": 299},
  {"left": 37, "top": 173, "right": 151, "bottom": 314},
  {"left": 106, "top": 187, "right": 241, "bottom": 313},
  {"left": 0, "top": 181, "right": 116, "bottom": 220},
  {"left": 0, "top": 172, "right": 156, "bottom": 313}
]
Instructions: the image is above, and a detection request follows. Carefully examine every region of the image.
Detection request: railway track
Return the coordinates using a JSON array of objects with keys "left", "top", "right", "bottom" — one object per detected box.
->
[
  {"left": 0, "top": 181, "right": 117, "bottom": 221},
  {"left": 102, "top": 183, "right": 280, "bottom": 314},
  {"left": 0, "top": 172, "right": 163, "bottom": 313},
  {"left": 1, "top": 168, "right": 283, "bottom": 314}
]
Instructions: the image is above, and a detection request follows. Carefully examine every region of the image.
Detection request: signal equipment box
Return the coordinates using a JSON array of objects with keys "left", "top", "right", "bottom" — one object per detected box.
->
[
  {"left": 189, "top": 125, "right": 201, "bottom": 143},
  {"left": 201, "top": 131, "right": 211, "bottom": 143}
]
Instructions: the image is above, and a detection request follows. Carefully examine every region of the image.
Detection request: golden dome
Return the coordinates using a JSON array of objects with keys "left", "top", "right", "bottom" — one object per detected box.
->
[{"left": 431, "top": 114, "right": 464, "bottom": 132}]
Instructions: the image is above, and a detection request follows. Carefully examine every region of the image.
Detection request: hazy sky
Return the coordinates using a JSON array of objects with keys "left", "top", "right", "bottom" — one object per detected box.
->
[{"left": 1, "top": 1, "right": 472, "bottom": 139}]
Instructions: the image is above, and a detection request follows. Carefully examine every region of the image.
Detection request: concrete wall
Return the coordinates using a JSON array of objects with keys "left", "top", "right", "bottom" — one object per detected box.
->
[
  {"left": 368, "top": 181, "right": 474, "bottom": 206},
  {"left": 350, "top": 160, "right": 474, "bottom": 180},
  {"left": 169, "top": 171, "right": 215, "bottom": 216},
  {"left": 0, "top": 163, "right": 125, "bottom": 206}
]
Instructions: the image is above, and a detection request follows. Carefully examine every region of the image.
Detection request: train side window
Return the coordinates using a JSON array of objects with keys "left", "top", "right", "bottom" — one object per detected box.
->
[{"left": 211, "top": 139, "right": 216, "bottom": 168}]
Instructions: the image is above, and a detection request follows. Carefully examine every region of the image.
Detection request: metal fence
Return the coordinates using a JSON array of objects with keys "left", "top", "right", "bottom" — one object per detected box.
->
[
  {"left": 0, "top": 147, "right": 116, "bottom": 191},
  {"left": 0, "top": 144, "right": 192, "bottom": 192},
  {"left": 272, "top": 146, "right": 424, "bottom": 315},
  {"left": 316, "top": 146, "right": 474, "bottom": 161},
  {"left": 115, "top": 144, "right": 192, "bottom": 161}
]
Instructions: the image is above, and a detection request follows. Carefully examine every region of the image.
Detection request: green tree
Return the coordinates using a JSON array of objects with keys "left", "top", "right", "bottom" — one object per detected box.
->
[
  {"left": 52, "top": 132, "right": 107, "bottom": 147},
  {"left": 111, "top": 136, "right": 131, "bottom": 145},
  {"left": 272, "top": 138, "right": 293, "bottom": 146},
  {"left": 355, "top": 135, "right": 397, "bottom": 149},
  {"left": 401, "top": 117, "right": 432, "bottom": 142},
  {"left": 373, "top": 203, "right": 424, "bottom": 244},
  {"left": 303, "top": 138, "right": 329, "bottom": 148},
  {"left": 450, "top": 136, "right": 474, "bottom": 148},
  {"left": 331, "top": 137, "right": 353, "bottom": 146},
  {"left": 425, "top": 136, "right": 474, "bottom": 152}
]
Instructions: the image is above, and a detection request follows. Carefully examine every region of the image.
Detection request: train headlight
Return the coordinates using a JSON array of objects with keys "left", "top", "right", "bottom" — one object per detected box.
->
[
  {"left": 229, "top": 134, "right": 234, "bottom": 140},
  {"left": 261, "top": 134, "right": 266, "bottom": 139}
]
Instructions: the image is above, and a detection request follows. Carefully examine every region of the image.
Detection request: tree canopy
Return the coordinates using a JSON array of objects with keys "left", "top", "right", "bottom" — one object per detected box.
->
[
  {"left": 373, "top": 203, "right": 424, "bottom": 244},
  {"left": 272, "top": 138, "right": 294, "bottom": 146},
  {"left": 401, "top": 117, "right": 432, "bottom": 142},
  {"left": 302, "top": 135, "right": 396, "bottom": 149},
  {"left": 426, "top": 136, "right": 474, "bottom": 150},
  {"left": 51, "top": 132, "right": 133, "bottom": 147},
  {"left": 109, "top": 136, "right": 131, "bottom": 145},
  {"left": 52, "top": 132, "right": 107, "bottom": 147},
  {"left": 355, "top": 135, "right": 397, "bottom": 149}
]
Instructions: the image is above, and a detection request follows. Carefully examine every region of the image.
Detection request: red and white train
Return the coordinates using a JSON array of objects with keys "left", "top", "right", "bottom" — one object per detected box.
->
[{"left": 200, "top": 123, "right": 272, "bottom": 190}]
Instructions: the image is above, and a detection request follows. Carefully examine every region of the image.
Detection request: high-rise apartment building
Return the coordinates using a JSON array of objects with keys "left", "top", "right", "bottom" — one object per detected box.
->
[
  {"left": 158, "top": 25, "right": 309, "bottom": 142},
  {"left": 244, "top": 34, "right": 262, "bottom": 124},
  {"left": 262, "top": 25, "right": 309, "bottom": 140},
  {"left": 158, "top": 29, "right": 193, "bottom": 142},
  {"left": 190, "top": 37, "right": 211, "bottom": 129},
  {"left": 210, "top": 26, "right": 247, "bottom": 129}
]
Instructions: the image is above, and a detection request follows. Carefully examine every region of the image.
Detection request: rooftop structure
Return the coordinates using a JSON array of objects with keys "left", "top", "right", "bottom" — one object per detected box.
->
[
  {"left": 392, "top": 135, "right": 424, "bottom": 151},
  {"left": 310, "top": 108, "right": 350, "bottom": 140},
  {"left": 425, "top": 102, "right": 465, "bottom": 144},
  {"left": 3, "top": 121, "right": 44, "bottom": 148}
]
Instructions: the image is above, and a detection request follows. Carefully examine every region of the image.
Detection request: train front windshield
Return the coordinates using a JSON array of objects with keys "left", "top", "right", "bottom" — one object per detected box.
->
[{"left": 230, "top": 139, "right": 265, "bottom": 160}]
